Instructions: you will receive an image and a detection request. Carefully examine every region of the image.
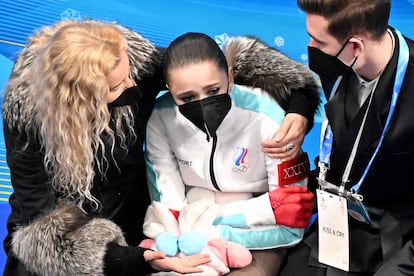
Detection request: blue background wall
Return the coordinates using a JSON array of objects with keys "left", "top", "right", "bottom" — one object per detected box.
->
[{"left": 1, "top": 0, "right": 414, "bottom": 271}]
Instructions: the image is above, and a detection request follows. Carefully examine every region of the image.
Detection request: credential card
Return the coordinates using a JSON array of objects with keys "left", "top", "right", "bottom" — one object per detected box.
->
[{"left": 317, "top": 189, "right": 349, "bottom": 271}]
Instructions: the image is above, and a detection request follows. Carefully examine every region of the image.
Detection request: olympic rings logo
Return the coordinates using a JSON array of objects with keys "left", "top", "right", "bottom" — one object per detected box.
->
[{"left": 232, "top": 162, "right": 250, "bottom": 172}]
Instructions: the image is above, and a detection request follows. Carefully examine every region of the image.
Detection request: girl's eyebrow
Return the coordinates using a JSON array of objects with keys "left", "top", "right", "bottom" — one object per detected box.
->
[
  {"left": 175, "top": 82, "right": 221, "bottom": 96},
  {"left": 175, "top": 90, "right": 195, "bottom": 97},
  {"left": 202, "top": 82, "right": 221, "bottom": 90}
]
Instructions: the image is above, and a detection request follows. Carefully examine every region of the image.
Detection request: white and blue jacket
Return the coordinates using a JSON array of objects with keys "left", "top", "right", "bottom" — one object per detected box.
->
[{"left": 145, "top": 84, "right": 307, "bottom": 249}]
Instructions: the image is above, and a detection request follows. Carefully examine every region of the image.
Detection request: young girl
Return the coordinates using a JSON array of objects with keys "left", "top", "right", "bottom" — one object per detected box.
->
[{"left": 144, "top": 32, "right": 315, "bottom": 275}]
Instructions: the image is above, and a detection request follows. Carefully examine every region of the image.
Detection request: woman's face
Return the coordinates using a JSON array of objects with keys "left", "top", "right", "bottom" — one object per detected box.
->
[
  {"left": 167, "top": 60, "right": 232, "bottom": 106},
  {"left": 106, "top": 50, "right": 134, "bottom": 103}
]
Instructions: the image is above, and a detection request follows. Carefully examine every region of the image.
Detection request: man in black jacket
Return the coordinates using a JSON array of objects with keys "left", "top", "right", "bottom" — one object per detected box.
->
[{"left": 279, "top": 1, "right": 414, "bottom": 275}]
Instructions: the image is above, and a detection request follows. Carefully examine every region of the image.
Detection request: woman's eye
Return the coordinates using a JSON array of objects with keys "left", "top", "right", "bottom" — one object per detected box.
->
[
  {"left": 181, "top": 95, "right": 194, "bottom": 103},
  {"left": 208, "top": 88, "right": 220, "bottom": 95},
  {"left": 109, "top": 85, "right": 120, "bottom": 93}
]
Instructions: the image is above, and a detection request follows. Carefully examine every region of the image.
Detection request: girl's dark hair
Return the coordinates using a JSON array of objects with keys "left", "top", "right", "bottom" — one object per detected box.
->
[
  {"left": 297, "top": 0, "right": 391, "bottom": 41},
  {"left": 163, "top": 32, "right": 228, "bottom": 83}
]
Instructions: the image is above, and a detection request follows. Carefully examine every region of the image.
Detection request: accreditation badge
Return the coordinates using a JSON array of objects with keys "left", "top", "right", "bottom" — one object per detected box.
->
[
  {"left": 347, "top": 194, "right": 371, "bottom": 224},
  {"left": 317, "top": 189, "right": 349, "bottom": 271},
  {"left": 318, "top": 178, "right": 371, "bottom": 224}
]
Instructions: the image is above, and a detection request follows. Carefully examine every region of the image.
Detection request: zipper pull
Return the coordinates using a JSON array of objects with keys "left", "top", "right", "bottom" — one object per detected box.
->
[{"left": 204, "top": 123, "right": 211, "bottom": 142}]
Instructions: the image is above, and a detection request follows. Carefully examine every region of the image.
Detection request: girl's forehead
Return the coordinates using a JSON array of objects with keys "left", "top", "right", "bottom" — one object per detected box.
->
[{"left": 168, "top": 62, "right": 227, "bottom": 92}]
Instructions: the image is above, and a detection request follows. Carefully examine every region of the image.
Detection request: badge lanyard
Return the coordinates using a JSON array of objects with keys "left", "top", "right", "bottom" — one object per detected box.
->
[{"left": 318, "top": 29, "right": 409, "bottom": 199}]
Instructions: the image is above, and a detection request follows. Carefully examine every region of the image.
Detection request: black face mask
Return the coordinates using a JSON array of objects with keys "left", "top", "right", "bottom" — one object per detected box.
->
[
  {"left": 107, "top": 86, "right": 140, "bottom": 109},
  {"left": 179, "top": 94, "right": 231, "bottom": 140},
  {"left": 308, "top": 37, "right": 358, "bottom": 80}
]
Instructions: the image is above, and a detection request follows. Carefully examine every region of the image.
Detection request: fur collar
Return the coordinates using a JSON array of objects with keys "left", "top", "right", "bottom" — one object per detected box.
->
[{"left": 223, "top": 36, "right": 319, "bottom": 111}]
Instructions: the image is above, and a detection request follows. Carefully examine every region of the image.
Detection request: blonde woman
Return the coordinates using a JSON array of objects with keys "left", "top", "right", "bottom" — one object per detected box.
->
[{"left": 2, "top": 20, "right": 210, "bottom": 276}]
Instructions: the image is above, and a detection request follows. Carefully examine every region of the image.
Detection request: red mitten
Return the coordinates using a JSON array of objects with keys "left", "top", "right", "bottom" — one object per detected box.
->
[{"left": 269, "top": 186, "right": 314, "bottom": 228}]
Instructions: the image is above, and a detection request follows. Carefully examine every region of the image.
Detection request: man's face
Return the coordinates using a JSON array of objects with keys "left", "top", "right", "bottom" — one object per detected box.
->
[
  {"left": 306, "top": 14, "right": 355, "bottom": 65},
  {"left": 306, "top": 14, "right": 343, "bottom": 55}
]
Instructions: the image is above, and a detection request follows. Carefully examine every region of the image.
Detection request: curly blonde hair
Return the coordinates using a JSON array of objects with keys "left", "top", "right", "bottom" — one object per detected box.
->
[{"left": 32, "top": 21, "right": 132, "bottom": 208}]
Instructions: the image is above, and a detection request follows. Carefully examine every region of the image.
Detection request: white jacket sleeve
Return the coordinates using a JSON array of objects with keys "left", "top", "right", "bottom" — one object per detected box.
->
[
  {"left": 145, "top": 108, "right": 187, "bottom": 211},
  {"left": 211, "top": 152, "right": 308, "bottom": 250},
  {"left": 212, "top": 178, "right": 307, "bottom": 229},
  {"left": 218, "top": 223, "right": 304, "bottom": 250},
  {"left": 212, "top": 179, "right": 307, "bottom": 250}
]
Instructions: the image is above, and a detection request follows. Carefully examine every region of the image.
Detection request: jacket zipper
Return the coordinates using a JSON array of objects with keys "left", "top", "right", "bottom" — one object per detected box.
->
[{"left": 209, "top": 133, "right": 220, "bottom": 191}]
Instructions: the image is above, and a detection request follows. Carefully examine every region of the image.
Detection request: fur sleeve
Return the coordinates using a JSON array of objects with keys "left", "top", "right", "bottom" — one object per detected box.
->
[
  {"left": 222, "top": 36, "right": 320, "bottom": 112},
  {"left": 11, "top": 202, "right": 127, "bottom": 276}
]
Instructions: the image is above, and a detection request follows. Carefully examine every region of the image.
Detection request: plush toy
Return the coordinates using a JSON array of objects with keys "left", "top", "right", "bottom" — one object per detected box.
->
[{"left": 140, "top": 188, "right": 253, "bottom": 275}]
